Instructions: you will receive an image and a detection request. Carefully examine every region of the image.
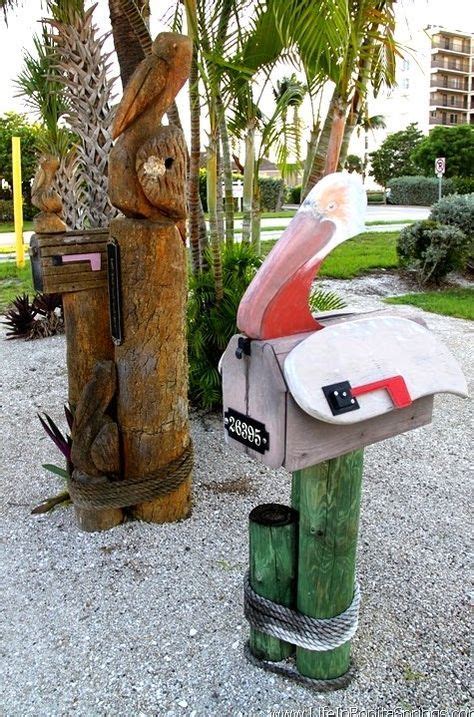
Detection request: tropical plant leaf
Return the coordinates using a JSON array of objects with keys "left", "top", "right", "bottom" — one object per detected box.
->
[
  {"left": 309, "top": 288, "right": 347, "bottom": 313},
  {"left": 42, "top": 463, "right": 69, "bottom": 479}
]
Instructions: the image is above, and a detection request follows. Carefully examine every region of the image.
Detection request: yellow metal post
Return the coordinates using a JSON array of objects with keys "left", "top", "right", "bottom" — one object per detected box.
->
[{"left": 12, "top": 136, "right": 25, "bottom": 268}]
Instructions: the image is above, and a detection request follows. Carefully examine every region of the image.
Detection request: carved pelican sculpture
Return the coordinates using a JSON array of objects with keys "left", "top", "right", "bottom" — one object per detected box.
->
[
  {"left": 31, "top": 155, "right": 66, "bottom": 233},
  {"left": 108, "top": 32, "right": 192, "bottom": 223},
  {"left": 237, "top": 173, "right": 467, "bottom": 425}
]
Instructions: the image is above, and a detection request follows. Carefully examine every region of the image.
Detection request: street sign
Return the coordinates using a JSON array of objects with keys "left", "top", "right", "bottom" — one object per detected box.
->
[{"left": 435, "top": 157, "right": 446, "bottom": 175}]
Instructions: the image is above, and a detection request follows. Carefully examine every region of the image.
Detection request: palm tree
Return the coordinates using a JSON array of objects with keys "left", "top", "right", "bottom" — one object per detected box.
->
[
  {"left": 15, "top": 25, "right": 79, "bottom": 227},
  {"left": 274, "top": 0, "right": 397, "bottom": 197},
  {"left": 50, "top": 3, "right": 117, "bottom": 228}
]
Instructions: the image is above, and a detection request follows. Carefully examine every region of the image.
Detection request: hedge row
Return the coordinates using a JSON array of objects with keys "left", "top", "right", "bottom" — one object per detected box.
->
[
  {"left": 386, "top": 175, "right": 474, "bottom": 206},
  {"left": 0, "top": 199, "right": 35, "bottom": 222}
]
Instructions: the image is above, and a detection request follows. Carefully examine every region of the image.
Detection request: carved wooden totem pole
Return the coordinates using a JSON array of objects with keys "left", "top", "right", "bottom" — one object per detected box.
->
[
  {"left": 221, "top": 173, "right": 467, "bottom": 688},
  {"left": 30, "top": 33, "right": 193, "bottom": 531}
]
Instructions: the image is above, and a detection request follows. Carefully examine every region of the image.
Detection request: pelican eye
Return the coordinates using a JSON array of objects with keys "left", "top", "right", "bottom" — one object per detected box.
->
[{"left": 326, "top": 201, "right": 337, "bottom": 211}]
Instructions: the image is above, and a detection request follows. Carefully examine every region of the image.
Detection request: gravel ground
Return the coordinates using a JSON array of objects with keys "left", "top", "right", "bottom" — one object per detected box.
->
[{"left": 0, "top": 277, "right": 472, "bottom": 716}]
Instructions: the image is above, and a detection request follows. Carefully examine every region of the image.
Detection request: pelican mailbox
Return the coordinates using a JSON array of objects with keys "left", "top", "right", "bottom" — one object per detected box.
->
[
  {"left": 221, "top": 310, "right": 469, "bottom": 471},
  {"left": 221, "top": 173, "right": 467, "bottom": 470}
]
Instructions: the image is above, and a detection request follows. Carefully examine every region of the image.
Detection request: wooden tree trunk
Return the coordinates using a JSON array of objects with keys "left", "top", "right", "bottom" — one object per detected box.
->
[
  {"left": 62, "top": 288, "right": 123, "bottom": 531},
  {"left": 248, "top": 503, "right": 298, "bottom": 661},
  {"left": 323, "top": 99, "right": 347, "bottom": 177},
  {"left": 303, "top": 90, "right": 337, "bottom": 199},
  {"left": 111, "top": 217, "right": 192, "bottom": 522},
  {"left": 291, "top": 450, "right": 364, "bottom": 680}
]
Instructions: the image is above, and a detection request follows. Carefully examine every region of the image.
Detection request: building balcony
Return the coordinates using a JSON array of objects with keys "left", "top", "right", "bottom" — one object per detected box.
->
[
  {"left": 431, "top": 59, "right": 470, "bottom": 73},
  {"left": 432, "top": 38, "right": 471, "bottom": 55},
  {"left": 430, "top": 77, "right": 468, "bottom": 92},
  {"left": 429, "top": 115, "right": 465, "bottom": 126},
  {"left": 430, "top": 97, "right": 468, "bottom": 109}
]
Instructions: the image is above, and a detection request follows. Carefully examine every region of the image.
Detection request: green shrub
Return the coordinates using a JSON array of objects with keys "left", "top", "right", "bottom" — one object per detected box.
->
[
  {"left": 286, "top": 184, "right": 301, "bottom": 204},
  {"left": 199, "top": 170, "right": 285, "bottom": 213},
  {"left": 451, "top": 177, "right": 474, "bottom": 195},
  {"left": 0, "top": 199, "right": 13, "bottom": 222},
  {"left": 397, "top": 220, "right": 469, "bottom": 284},
  {"left": 258, "top": 177, "right": 285, "bottom": 211},
  {"left": 387, "top": 176, "right": 455, "bottom": 206},
  {"left": 429, "top": 193, "right": 474, "bottom": 239},
  {"left": 187, "top": 243, "right": 262, "bottom": 410},
  {"left": 367, "top": 190, "right": 385, "bottom": 204}
]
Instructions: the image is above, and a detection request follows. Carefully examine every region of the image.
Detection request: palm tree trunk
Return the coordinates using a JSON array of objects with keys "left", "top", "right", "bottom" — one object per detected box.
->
[
  {"left": 218, "top": 103, "right": 234, "bottom": 247},
  {"left": 207, "top": 138, "right": 223, "bottom": 302},
  {"left": 108, "top": 0, "right": 146, "bottom": 87},
  {"left": 338, "top": 116, "right": 357, "bottom": 171},
  {"left": 242, "top": 123, "right": 255, "bottom": 244},
  {"left": 323, "top": 95, "right": 347, "bottom": 176},
  {"left": 251, "top": 176, "right": 261, "bottom": 254},
  {"left": 303, "top": 89, "right": 337, "bottom": 197},
  {"left": 301, "top": 125, "right": 319, "bottom": 195},
  {"left": 188, "top": 41, "right": 202, "bottom": 272},
  {"left": 216, "top": 131, "right": 225, "bottom": 240}
]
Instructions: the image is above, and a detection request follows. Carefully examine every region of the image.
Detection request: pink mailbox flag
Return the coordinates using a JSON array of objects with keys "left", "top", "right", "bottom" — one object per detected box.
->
[{"left": 237, "top": 173, "right": 366, "bottom": 340}]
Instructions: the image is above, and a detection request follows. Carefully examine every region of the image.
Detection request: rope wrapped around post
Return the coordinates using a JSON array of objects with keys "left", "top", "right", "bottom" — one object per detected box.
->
[
  {"left": 244, "top": 571, "right": 360, "bottom": 652},
  {"left": 67, "top": 442, "right": 193, "bottom": 509}
]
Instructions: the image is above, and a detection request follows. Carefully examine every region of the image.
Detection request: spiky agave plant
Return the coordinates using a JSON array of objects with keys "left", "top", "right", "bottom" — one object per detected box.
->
[
  {"left": 30, "top": 292, "right": 64, "bottom": 339},
  {"left": 2, "top": 294, "right": 36, "bottom": 339}
]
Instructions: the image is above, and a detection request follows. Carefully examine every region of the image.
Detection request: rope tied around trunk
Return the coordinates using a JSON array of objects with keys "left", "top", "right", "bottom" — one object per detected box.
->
[
  {"left": 67, "top": 441, "right": 193, "bottom": 509},
  {"left": 244, "top": 571, "right": 360, "bottom": 651}
]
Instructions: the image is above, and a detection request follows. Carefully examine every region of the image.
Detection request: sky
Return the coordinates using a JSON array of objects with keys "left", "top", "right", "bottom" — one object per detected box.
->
[{"left": 0, "top": 0, "right": 472, "bottom": 141}]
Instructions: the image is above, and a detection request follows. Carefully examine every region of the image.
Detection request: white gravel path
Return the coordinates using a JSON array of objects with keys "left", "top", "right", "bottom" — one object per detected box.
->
[{"left": 0, "top": 278, "right": 472, "bottom": 716}]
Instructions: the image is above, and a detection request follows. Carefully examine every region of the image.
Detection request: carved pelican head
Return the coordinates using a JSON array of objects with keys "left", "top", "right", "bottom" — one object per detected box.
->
[{"left": 152, "top": 32, "right": 192, "bottom": 81}]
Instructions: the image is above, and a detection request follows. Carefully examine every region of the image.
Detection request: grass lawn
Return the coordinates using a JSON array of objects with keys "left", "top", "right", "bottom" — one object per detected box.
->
[
  {"left": 385, "top": 288, "right": 474, "bottom": 321},
  {"left": 0, "top": 260, "right": 33, "bottom": 313},
  {"left": 0, "top": 221, "right": 34, "bottom": 233},
  {"left": 261, "top": 231, "right": 398, "bottom": 279}
]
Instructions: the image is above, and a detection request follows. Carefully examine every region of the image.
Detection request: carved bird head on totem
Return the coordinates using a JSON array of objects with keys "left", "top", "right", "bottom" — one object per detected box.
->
[
  {"left": 237, "top": 173, "right": 367, "bottom": 340},
  {"left": 112, "top": 33, "right": 192, "bottom": 140}
]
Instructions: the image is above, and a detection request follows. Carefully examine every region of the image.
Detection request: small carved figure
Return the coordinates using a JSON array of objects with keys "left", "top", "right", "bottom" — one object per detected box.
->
[
  {"left": 71, "top": 360, "right": 120, "bottom": 478},
  {"left": 108, "top": 32, "right": 192, "bottom": 223},
  {"left": 31, "top": 155, "right": 67, "bottom": 234}
]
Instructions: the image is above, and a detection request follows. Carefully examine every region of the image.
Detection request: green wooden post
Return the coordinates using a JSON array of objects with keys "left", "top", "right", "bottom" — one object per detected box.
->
[
  {"left": 248, "top": 503, "right": 298, "bottom": 661},
  {"left": 292, "top": 449, "right": 364, "bottom": 679}
]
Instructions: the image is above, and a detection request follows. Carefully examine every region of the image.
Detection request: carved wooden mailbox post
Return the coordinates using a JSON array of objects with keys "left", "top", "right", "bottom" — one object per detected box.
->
[
  {"left": 30, "top": 33, "right": 193, "bottom": 532},
  {"left": 220, "top": 173, "right": 467, "bottom": 688}
]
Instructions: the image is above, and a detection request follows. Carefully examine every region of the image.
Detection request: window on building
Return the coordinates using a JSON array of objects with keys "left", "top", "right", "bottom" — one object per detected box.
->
[
  {"left": 402, "top": 58, "right": 410, "bottom": 71},
  {"left": 449, "top": 113, "right": 458, "bottom": 124},
  {"left": 401, "top": 78, "right": 410, "bottom": 90}
]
